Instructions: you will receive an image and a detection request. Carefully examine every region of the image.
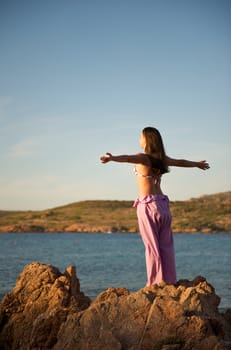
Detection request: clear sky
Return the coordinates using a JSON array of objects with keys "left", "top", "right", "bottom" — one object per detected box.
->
[{"left": 0, "top": 0, "right": 230, "bottom": 210}]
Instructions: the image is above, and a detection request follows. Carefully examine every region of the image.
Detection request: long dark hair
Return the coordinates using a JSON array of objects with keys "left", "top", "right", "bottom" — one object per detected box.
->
[{"left": 142, "top": 127, "right": 169, "bottom": 174}]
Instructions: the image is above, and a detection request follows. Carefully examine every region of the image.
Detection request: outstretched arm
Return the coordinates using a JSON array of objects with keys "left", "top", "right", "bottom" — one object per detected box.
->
[
  {"left": 100, "top": 152, "right": 149, "bottom": 165},
  {"left": 166, "top": 156, "right": 210, "bottom": 170}
]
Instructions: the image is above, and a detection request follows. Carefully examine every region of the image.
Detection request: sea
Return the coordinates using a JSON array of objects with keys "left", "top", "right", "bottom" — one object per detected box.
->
[{"left": 0, "top": 232, "right": 230, "bottom": 310}]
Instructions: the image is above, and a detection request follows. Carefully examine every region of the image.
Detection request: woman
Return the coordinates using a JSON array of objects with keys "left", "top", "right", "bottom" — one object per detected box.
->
[{"left": 100, "top": 127, "right": 210, "bottom": 286}]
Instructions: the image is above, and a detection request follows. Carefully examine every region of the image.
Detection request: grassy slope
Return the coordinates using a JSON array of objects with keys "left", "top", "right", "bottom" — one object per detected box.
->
[{"left": 0, "top": 192, "right": 230, "bottom": 233}]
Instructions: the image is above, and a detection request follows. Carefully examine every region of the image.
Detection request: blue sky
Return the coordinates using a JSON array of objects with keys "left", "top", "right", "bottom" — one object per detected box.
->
[{"left": 0, "top": 0, "right": 230, "bottom": 210}]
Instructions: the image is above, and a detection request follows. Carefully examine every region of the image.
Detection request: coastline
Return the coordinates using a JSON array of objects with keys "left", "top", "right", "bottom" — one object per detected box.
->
[
  {"left": 0, "top": 227, "right": 231, "bottom": 234},
  {"left": 0, "top": 191, "right": 230, "bottom": 233}
]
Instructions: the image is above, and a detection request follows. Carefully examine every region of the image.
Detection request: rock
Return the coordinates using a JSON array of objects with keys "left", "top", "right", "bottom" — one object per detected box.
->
[
  {"left": 0, "top": 263, "right": 230, "bottom": 350},
  {"left": 0, "top": 225, "right": 45, "bottom": 233},
  {"left": 0, "top": 262, "right": 91, "bottom": 349}
]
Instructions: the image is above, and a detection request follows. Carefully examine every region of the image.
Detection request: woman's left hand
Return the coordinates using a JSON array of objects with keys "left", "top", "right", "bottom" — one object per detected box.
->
[{"left": 100, "top": 152, "right": 112, "bottom": 163}]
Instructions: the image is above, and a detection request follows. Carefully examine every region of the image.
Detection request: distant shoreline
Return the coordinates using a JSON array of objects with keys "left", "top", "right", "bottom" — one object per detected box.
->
[
  {"left": 0, "top": 230, "right": 230, "bottom": 234},
  {"left": 0, "top": 228, "right": 231, "bottom": 235},
  {"left": 0, "top": 231, "right": 231, "bottom": 236},
  {"left": 0, "top": 191, "right": 230, "bottom": 233}
]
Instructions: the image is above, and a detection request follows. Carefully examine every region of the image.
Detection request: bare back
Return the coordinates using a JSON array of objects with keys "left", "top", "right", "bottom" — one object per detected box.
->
[{"left": 134, "top": 163, "right": 163, "bottom": 197}]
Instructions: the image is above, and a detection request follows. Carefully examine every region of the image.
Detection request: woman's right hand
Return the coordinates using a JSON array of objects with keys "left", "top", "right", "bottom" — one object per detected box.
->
[{"left": 197, "top": 160, "right": 210, "bottom": 170}]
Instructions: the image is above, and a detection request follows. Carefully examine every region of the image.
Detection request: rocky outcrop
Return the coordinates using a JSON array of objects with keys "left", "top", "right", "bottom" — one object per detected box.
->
[
  {"left": 0, "top": 262, "right": 91, "bottom": 349},
  {"left": 0, "top": 263, "right": 230, "bottom": 350},
  {"left": 0, "top": 225, "right": 46, "bottom": 233}
]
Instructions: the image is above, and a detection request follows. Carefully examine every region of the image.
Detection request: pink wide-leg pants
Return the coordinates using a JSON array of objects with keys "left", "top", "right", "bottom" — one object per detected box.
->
[{"left": 134, "top": 195, "right": 176, "bottom": 286}]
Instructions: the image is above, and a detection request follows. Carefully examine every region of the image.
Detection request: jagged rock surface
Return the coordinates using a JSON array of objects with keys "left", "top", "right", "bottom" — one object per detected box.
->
[
  {"left": 0, "top": 262, "right": 90, "bottom": 349},
  {"left": 0, "top": 263, "right": 230, "bottom": 350}
]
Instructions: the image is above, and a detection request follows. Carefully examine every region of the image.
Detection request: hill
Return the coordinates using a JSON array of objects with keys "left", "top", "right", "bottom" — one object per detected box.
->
[{"left": 0, "top": 191, "right": 230, "bottom": 233}]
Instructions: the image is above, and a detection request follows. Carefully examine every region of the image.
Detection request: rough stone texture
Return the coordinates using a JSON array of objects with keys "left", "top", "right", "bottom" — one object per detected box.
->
[
  {"left": 0, "top": 262, "right": 91, "bottom": 349},
  {"left": 0, "top": 263, "right": 230, "bottom": 350}
]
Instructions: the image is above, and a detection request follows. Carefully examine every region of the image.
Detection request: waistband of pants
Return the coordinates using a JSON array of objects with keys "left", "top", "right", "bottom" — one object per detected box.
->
[{"left": 133, "top": 194, "right": 169, "bottom": 208}]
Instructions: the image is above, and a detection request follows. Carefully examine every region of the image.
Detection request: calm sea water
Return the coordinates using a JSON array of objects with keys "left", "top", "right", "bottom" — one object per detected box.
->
[{"left": 0, "top": 233, "right": 230, "bottom": 310}]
